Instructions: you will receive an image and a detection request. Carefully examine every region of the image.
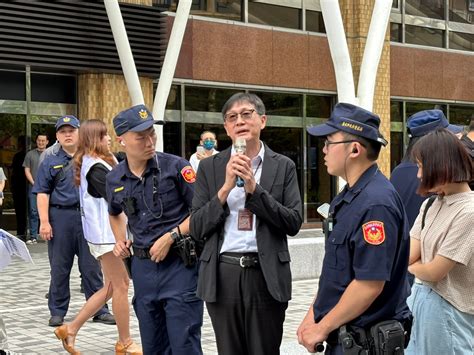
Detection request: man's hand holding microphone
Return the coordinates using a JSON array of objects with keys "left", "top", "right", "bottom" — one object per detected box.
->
[{"left": 217, "top": 138, "right": 256, "bottom": 205}]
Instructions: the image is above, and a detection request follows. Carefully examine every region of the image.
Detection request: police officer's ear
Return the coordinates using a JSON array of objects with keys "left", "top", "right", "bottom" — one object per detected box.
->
[{"left": 352, "top": 146, "right": 358, "bottom": 154}]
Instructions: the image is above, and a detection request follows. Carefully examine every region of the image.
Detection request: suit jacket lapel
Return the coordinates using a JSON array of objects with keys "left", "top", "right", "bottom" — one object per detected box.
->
[{"left": 259, "top": 144, "right": 277, "bottom": 192}]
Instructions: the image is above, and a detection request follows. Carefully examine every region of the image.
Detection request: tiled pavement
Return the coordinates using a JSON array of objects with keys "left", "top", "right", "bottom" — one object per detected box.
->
[{"left": 1, "top": 242, "right": 320, "bottom": 354}]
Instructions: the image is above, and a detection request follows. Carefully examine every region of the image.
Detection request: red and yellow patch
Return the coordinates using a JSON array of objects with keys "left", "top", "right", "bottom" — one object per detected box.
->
[
  {"left": 180, "top": 166, "right": 196, "bottom": 183},
  {"left": 362, "top": 221, "right": 385, "bottom": 245}
]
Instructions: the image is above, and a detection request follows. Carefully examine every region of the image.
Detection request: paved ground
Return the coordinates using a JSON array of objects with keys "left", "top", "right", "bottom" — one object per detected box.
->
[{"left": 0, "top": 241, "right": 321, "bottom": 354}]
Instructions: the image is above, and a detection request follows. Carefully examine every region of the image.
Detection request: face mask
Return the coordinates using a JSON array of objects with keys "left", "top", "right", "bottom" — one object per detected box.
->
[{"left": 203, "top": 139, "right": 215, "bottom": 151}]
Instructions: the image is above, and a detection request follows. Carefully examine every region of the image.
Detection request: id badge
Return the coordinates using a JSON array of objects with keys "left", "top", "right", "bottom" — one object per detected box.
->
[{"left": 238, "top": 208, "right": 253, "bottom": 231}]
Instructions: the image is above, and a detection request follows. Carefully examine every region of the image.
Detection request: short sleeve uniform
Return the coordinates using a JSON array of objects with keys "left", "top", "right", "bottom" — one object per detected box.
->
[
  {"left": 106, "top": 152, "right": 195, "bottom": 248},
  {"left": 314, "top": 164, "right": 411, "bottom": 327},
  {"left": 32, "top": 148, "right": 79, "bottom": 206}
]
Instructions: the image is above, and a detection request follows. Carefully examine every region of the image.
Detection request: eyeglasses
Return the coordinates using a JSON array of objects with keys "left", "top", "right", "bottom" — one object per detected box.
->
[
  {"left": 324, "top": 139, "right": 362, "bottom": 149},
  {"left": 224, "top": 109, "right": 256, "bottom": 123}
]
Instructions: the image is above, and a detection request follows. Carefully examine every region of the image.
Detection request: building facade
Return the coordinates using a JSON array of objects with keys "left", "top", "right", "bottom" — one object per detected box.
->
[{"left": 1, "top": 0, "right": 473, "bottom": 230}]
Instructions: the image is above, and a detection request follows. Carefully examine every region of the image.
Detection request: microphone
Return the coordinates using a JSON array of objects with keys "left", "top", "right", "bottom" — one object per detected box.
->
[{"left": 234, "top": 137, "right": 246, "bottom": 187}]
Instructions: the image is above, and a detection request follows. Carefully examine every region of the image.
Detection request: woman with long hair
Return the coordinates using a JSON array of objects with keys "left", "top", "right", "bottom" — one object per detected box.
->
[
  {"left": 54, "top": 119, "right": 141, "bottom": 354},
  {"left": 406, "top": 129, "right": 473, "bottom": 354}
]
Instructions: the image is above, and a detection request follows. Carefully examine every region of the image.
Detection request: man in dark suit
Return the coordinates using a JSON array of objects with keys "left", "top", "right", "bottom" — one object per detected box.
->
[{"left": 190, "top": 92, "right": 303, "bottom": 355}]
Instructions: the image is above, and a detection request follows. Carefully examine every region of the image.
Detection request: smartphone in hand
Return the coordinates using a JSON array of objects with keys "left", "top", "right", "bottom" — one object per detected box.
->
[{"left": 196, "top": 145, "right": 205, "bottom": 155}]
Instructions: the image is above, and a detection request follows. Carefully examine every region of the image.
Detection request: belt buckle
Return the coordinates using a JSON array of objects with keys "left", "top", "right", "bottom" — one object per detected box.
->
[{"left": 239, "top": 256, "right": 255, "bottom": 268}]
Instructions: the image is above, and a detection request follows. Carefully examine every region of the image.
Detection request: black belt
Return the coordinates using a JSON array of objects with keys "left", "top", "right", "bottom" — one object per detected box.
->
[
  {"left": 132, "top": 246, "right": 178, "bottom": 260},
  {"left": 220, "top": 252, "right": 259, "bottom": 268},
  {"left": 50, "top": 204, "right": 80, "bottom": 210},
  {"left": 132, "top": 246, "right": 151, "bottom": 259}
]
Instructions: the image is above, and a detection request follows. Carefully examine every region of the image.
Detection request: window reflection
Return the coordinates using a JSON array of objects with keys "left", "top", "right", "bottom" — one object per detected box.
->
[
  {"left": 405, "top": 0, "right": 445, "bottom": 19},
  {"left": 449, "top": 31, "right": 474, "bottom": 52},
  {"left": 306, "top": 134, "right": 332, "bottom": 222},
  {"left": 406, "top": 102, "right": 446, "bottom": 118},
  {"left": 449, "top": 0, "right": 474, "bottom": 24},
  {"left": 0, "top": 71, "right": 26, "bottom": 101},
  {"left": 185, "top": 87, "right": 240, "bottom": 112},
  {"left": 251, "top": 91, "right": 302, "bottom": 117},
  {"left": 31, "top": 74, "right": 76, "bottom": 104},
  {"left": 390, "top": 23, "right": 402, "bottom": 42},
  {"left": 449, "top": 105, "right": 474, "bottom": 126},
  {"left": 390, "top": 132, "right": 403, "bottom": 172},
  {"left": 405, "top": 25, "right": 444, "bottom": 48},
  {"left": 307, "top": 95, "right": 332, "bottom": 118},
  {"left": 153, "top": 0, "right": 241, "bottom": 21},
  {"left": 248, "top": 2, "right": 301, "bottom": 30},
  {"left": 163, "top": 122, "right": 182, "bottom": 157},
  {"left": 306, "top": 10, "right": 325, "bottom": 33},
  {"left": 391, "top": 101, "right": 403, "bottom": 122}
]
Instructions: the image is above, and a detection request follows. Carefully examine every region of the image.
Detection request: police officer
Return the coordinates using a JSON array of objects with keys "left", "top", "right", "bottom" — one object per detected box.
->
[
  {"left": 34, "top": 116, "right": 114, "bottom": 327},
  {"left": 298, "top": 103, "right": 411, "bottom": 354},
  {"left": 106, "top": 105, "right": 203, "bottom": 354}
]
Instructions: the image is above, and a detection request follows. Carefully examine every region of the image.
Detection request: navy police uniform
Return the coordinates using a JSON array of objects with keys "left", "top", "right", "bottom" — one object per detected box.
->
[
  {"left": 314, "top": 165, "right": 411, "bottom": 344},
  {"left": 33, "top": 116, "right": 107, "bottom": 320},
  {"left": 106, "top": 105, "right": 203, "bottom": 355},
  {"left": 307, "top": 103, "right": 411, "bottom": 355}
]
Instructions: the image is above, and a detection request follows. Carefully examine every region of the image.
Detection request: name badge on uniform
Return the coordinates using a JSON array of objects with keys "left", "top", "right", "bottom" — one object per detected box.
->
[{"left": 238, "top": 208, "right": 253, "bottom": 231}]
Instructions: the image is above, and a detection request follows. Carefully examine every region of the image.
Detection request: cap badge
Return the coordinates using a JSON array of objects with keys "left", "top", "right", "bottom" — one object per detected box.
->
[
  {"left": 180, "top": 166, "right": 196, "bottom": 184},
  {"left": 63, "top": 117, "right": 70, "bottom": 122},
  {"left": 341, "top": 121, "right": 363, "bottom": 132},
  {"left": 139, "top": 109, "right": 148, "bottom": 120},
  {"left": 362, "top": 221, "right": 385, "bottom": 245}
]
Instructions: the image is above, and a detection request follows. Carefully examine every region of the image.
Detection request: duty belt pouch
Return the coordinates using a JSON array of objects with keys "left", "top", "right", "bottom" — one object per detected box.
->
[
  {"left": 174, "top": 234, "right": 198, "bottom": 268},
  {"left": 369, "top": 320, "right": 405, "bottom": 355}
]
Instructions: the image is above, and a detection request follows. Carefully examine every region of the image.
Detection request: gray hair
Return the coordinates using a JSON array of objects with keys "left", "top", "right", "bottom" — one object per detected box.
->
[{"left": 221, "top": 92, "right": 266, "bottom": 119}]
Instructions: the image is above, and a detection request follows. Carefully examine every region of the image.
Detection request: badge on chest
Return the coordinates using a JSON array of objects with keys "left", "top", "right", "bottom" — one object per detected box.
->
[{"left": 238, "top": 208, "right": 253, "bottom": 231}]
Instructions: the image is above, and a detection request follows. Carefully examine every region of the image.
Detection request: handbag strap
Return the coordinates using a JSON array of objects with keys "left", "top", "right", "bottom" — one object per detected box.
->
[{"left": 421, "top": 195, "right": 437, "bottom": 230}]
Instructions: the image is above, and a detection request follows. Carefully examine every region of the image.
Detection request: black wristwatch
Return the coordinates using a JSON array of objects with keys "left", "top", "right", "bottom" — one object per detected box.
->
[{"left": 170, "top": 229, "right": 180, "bottom": 243}]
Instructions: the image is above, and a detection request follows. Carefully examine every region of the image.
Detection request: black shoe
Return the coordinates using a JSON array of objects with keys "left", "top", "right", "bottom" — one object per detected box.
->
[
  {"left": 48, "top": 315, "right": 64, "bottom": 327},
  {"left": 92, "top": 313, "right": 116, "bottom": 325}
]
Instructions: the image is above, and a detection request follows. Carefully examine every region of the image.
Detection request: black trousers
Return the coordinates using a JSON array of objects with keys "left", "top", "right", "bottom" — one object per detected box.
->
[{"left": 206, "top": 260, "right": 288, "bottom": 355}]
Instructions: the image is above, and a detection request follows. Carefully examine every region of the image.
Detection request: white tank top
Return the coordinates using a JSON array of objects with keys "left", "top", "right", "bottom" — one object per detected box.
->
[{"left": 79, "top": 155, "right": 115, "bottom": 245}]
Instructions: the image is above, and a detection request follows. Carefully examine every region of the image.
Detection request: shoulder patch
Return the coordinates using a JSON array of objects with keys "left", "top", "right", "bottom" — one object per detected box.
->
[
  {"left": 362, "top": 221, "right": 385, "bottom": 245},
  {"left": 114, "top": 186, "right": 124, "bottom": 193},
  {"left": 180, "top": 165, "right": 196, "bottom": 183}
]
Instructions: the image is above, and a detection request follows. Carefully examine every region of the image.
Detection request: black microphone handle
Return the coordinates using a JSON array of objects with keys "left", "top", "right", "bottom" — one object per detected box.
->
[
  {"left": 236, "top": 176, "right": 245, "bottom": 187},
  {"left": 314, "top": 342, "right": 325, "bottom": 352}
]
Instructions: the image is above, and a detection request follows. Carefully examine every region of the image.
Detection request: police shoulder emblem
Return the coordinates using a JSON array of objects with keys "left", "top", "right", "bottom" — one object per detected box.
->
[
  {"left": 138, "top": 109, "right": 148, "bottom": 120},
  {"left": 180, "top": 165, "right": 196, "bottom": 183},
  {"left": 362, "top": 221, "right": 385, "bottom": 245}
]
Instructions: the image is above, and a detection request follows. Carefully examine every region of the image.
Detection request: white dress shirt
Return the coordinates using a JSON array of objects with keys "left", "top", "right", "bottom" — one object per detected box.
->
[{"left": 220, "top": 142, "right": 265, "bottom": 253}]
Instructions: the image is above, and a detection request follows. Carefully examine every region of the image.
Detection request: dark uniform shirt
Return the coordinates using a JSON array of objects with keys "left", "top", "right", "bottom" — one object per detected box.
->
[
  {"left": 390, "top": 161, "right": 426, "bottom": 228},
  {"left": 33, "top": 147, "right": 79, "bottom": 206},
  {"left": 314, "top": 164, "right": 410, "bottom": 328},
  {"left": 106, "top": 152, "right": 194, "bottom": 249}
]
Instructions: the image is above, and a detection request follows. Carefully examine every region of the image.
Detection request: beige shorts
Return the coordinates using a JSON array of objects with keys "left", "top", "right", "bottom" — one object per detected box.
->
[{"left": 88, "top": 243, "right": 115, "bottom": 260}]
